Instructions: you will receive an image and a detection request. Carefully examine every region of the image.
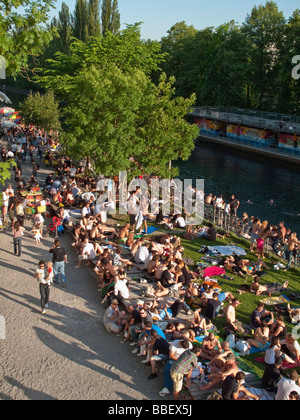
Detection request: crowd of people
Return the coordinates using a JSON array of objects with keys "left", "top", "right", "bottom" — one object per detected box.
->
[{"left": 1, "top": 124, "right": 300, "bottom": 401}]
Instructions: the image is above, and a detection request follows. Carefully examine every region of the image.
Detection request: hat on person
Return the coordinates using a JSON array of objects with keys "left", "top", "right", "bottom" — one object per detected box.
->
[{"left": 111, "top": 299, "right": 118, "bottom": 305}]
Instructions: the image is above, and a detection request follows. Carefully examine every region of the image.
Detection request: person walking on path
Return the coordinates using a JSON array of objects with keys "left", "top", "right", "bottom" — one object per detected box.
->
[
  {"left": 12, "top": 221, "right": 25, "bottom": 257},
  {"left": 49, "top": 240, "right": 67, "bottom": 286},
  {"left": 34, "top": 260, "right": 54, "bottom": 314}
]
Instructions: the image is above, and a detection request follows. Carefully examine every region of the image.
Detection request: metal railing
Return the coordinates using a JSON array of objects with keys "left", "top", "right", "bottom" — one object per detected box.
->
[
  {"left": 197, "top": 131, "right": 300, "bottom": 161},
  {"left": 203, "top": 204, "right": 300, "bottom": 268},
  {"left": 190, "top": 106, "right": 300, "bottom": 134}
]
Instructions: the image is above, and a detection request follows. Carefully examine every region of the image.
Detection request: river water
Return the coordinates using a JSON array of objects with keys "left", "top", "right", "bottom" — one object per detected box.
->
[{"left": 177, "top": 142, "right": 300, "bottom": 234}]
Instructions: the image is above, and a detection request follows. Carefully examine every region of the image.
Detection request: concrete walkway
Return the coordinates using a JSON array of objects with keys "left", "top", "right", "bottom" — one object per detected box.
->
[{"left": 0, "top": 154, "right": 163, "bottom": 400}]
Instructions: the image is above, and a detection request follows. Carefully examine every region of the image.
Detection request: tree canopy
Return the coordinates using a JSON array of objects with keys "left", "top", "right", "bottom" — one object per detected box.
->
[
  {"left": 0, "top": 0, "right": 55, "bottom": 77},
  {"left": 19, "top": 91, "right": 61, "bottom": 132},
  {"left": 36, "top": 25, "right": 198, "bottom": 177},
  {"left": 160, "top": 1, "right": 300, "bottom": 114}
]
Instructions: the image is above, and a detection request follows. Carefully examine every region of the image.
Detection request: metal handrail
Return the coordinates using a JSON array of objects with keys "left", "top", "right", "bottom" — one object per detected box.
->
[
  {"left": 203, "top": 205, "right": 300, "bottom": 268},
  {"left": 197, "top": 131, "right": 300, "bottom": 160},
  {"left": 190, "top": 106, "right": 300, "bottom": 134}
]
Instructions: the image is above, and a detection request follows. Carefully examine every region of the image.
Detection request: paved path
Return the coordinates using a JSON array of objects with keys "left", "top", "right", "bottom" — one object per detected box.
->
[{"left": 0, "top": 156, "right": 162, "bottom": 400}]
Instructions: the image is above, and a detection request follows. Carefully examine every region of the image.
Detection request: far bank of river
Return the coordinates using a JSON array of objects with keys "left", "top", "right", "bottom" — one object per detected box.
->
[{"left": 177, "top": 142, "right": 300, "bottom": 235}]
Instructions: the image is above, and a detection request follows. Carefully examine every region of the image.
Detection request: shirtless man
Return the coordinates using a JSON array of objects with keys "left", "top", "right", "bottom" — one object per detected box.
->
[
  {"left": 147, "top": 254, "right": 160, "bottom": 276},
  {"left": 250, "top": 218, "right": 261, "bottom": 252},
  {"left": 284, "top": 232, "right": 299, "bottom": 271},
  {"left": 208, "top": 341, "right": 234, "bottom": 374},
  {"left": 154, "top": 259, "right": 168, "bottom": 281},
  {"left": 276, "top": 221, "right": 287, "bottom": 255},
  {"left": 199, "top": 332, "right": 222, "bottom": 360},
  {"left": 117, "top": 223, "right": 131, "bottom": 243},
  {"left": 199, "top": 353, "right": 239, "bottom": 391},
  {"left": 225, "top": 298, "right": 245, "bottom": 334}
]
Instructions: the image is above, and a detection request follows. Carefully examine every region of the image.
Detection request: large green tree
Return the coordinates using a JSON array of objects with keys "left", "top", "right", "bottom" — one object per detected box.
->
[
  {"left": 19, "top": 91, "right": 61, "bottom": 132},
  {"left": 242, "top": 1, "right": 287, "bottom": 110},
  {"left": 0, "top": 0, "right": 55, "bottom": 77},
  {"left": 101, "top": 0, "right": 120, "bottom": 36},
  {"left": 71, "top": 0, "right": 89, "bottom": 42},
  {"left": 37, "top": 25, "right": 198, "bottom": 177},
  {"left": 57, "top": 2, "right": 72, "bottom": 53}
]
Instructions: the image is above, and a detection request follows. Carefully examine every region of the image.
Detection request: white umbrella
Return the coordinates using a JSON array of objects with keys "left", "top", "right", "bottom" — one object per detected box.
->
[{"left": 0, "top": 91, "right": 12, "bottom": 104}]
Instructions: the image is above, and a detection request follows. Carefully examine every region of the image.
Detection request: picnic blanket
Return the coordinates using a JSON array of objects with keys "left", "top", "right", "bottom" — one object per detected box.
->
[
  {"left": 142, "top": 226, "right": 160, "bottom": 235},
  {"left": 241, "top": 387, "right": 273, "bottom": 401},
  {"left": 260, "top": 295, "right": 290, "bottom": 306},
  {"left": 201, "top": 245, "right": 247, "bottom": 257},
  {"left": 203, "top": 266, "right": 225, "bottom": 278},
  {"left": 249, "top": 344, "right": 269, "bottom": 354},
  {"left": 255, "top": 356, "right": 300, "bottom": 370}
]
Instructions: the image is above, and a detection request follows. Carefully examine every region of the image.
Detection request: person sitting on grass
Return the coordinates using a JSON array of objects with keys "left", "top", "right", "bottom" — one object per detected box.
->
[
  {"left": 250, "top": 276, "right": 289, "bottom": 296},
  {"left": 246, "top": 320, "right": 270, "bottom": 351},
  {"left": 199, "top": 332, "right": 222, "bottom": 361},
  {"left": 199, "top": 353, "right": 239, "bottom": 391},
  {"left": 222, "top": 371, "right": 262, "bottom": 401}
]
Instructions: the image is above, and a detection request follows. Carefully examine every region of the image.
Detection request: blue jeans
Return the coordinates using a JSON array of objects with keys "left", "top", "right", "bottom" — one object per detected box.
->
[
  {"left": 285, "top": 250, "right": 294, "bottom": 270},
  {"left": 163, "top": 360, "right": 174, "bottom": 390},
  {"left": 54, "top": 261, "right": 66, "bottom": 284},
  {"left": 13, "top": 237, "right": 22, "bottom": 256}
]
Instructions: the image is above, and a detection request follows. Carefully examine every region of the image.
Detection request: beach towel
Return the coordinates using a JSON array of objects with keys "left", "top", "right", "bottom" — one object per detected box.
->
[
  {"left": 255, "top": 357, "right": 300, "bottom": 370},
  {"left": 203, "top": 266, "right": 225, "bottom": 278},
  {"left": 142, "top": 226, "right": 160, "bottom": 235},
  {"left": 260, "top": 296, "right": 290, "bottom": 306},
  {"left": 241, "top": 387, "right": 273, "bottom": 401},
  {"left": 249, "top": 344, "right": 269, "bottom": 354},
  {"left": 201, "top": 245, "right": 247, "bottom": 257}
]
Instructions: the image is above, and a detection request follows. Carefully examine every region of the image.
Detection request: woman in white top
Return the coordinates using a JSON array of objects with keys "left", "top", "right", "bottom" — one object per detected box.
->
[
  {"left": 34, "top": 261, "right": 53, "bottom": 314},
  {"left": 264, "top": 336, "right": 282, "bottom": 365},
  {"left": 2, "top": 188, "right": 9, "bottom": 219},
  {"left": 265, "top": 336, "right": 296, "bottom": 365}
]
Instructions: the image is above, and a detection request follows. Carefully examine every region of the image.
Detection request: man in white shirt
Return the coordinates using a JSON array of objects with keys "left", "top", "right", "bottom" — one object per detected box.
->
[
  {"left": 159, "top": 339, "right": 193, "bottom": 397},
  {"left": 76, "top": 238, "right": 97, "bottom": 268},
  {"left": 81, "top": 203, "right": 91, "bottom": 218},
  {"left": 2, "top": 187, "right": 9, "bottom": 218},
  {"left": 113, "top": 277, "right": 130, "bottom": 301},
  {"left": 174, "top": 215, "right": 186, "bottom": 228},
  {"left": 103, "top": 299, "right": 125, "bottom": 334},
  {"left": 275, "top": 370, "right": 300, "bottom": 400},
  {"left": 134, "top": 242, "right": 150, "bottom": 265}
]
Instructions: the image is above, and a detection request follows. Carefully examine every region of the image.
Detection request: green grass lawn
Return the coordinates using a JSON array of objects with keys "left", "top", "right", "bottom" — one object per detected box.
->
[{"left": 179, "top": 230, "right": 300, "bottom": 379}]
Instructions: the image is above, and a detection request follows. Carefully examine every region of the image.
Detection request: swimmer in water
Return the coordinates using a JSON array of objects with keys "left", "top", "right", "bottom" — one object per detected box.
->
[{"left": 246, "top": 199, "right": 253, "bottom": 205}]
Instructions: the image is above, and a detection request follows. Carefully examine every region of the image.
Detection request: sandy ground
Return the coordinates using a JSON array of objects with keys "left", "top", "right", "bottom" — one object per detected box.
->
[{"left": 0, "top": 155, "right": 164, "bottom": 401}]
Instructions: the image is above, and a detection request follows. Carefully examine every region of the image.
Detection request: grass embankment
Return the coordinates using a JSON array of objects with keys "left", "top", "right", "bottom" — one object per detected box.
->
[
  {"left": 180, "top": 231, "right": 300, "bottom": 379},
  {"left": 111, "top": 214, "right": 300, "bottom": 379}
]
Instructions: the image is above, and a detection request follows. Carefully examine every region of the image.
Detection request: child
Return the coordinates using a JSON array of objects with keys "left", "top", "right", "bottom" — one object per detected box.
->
[
  {"left": 45, "top": 262, "right": 54, "bottom": 286},
  {"left": 31, "top": 223, "right": 42, "bottom": 244}
]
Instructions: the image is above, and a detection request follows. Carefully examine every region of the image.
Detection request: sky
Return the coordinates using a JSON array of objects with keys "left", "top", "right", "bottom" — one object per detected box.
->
[{"left": 51, "top": 0, "right": 300, "bottom": 40}]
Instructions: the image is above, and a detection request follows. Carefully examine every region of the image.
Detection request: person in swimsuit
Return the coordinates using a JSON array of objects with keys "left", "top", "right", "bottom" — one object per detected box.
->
[{"left": 199, "top": 332, "right": 222, "bottom": 360}]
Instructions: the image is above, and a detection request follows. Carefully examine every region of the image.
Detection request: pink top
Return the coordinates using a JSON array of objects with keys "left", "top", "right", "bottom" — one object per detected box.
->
[{"left": 13, "top": 227, "right": 23, "bottom": 239}]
